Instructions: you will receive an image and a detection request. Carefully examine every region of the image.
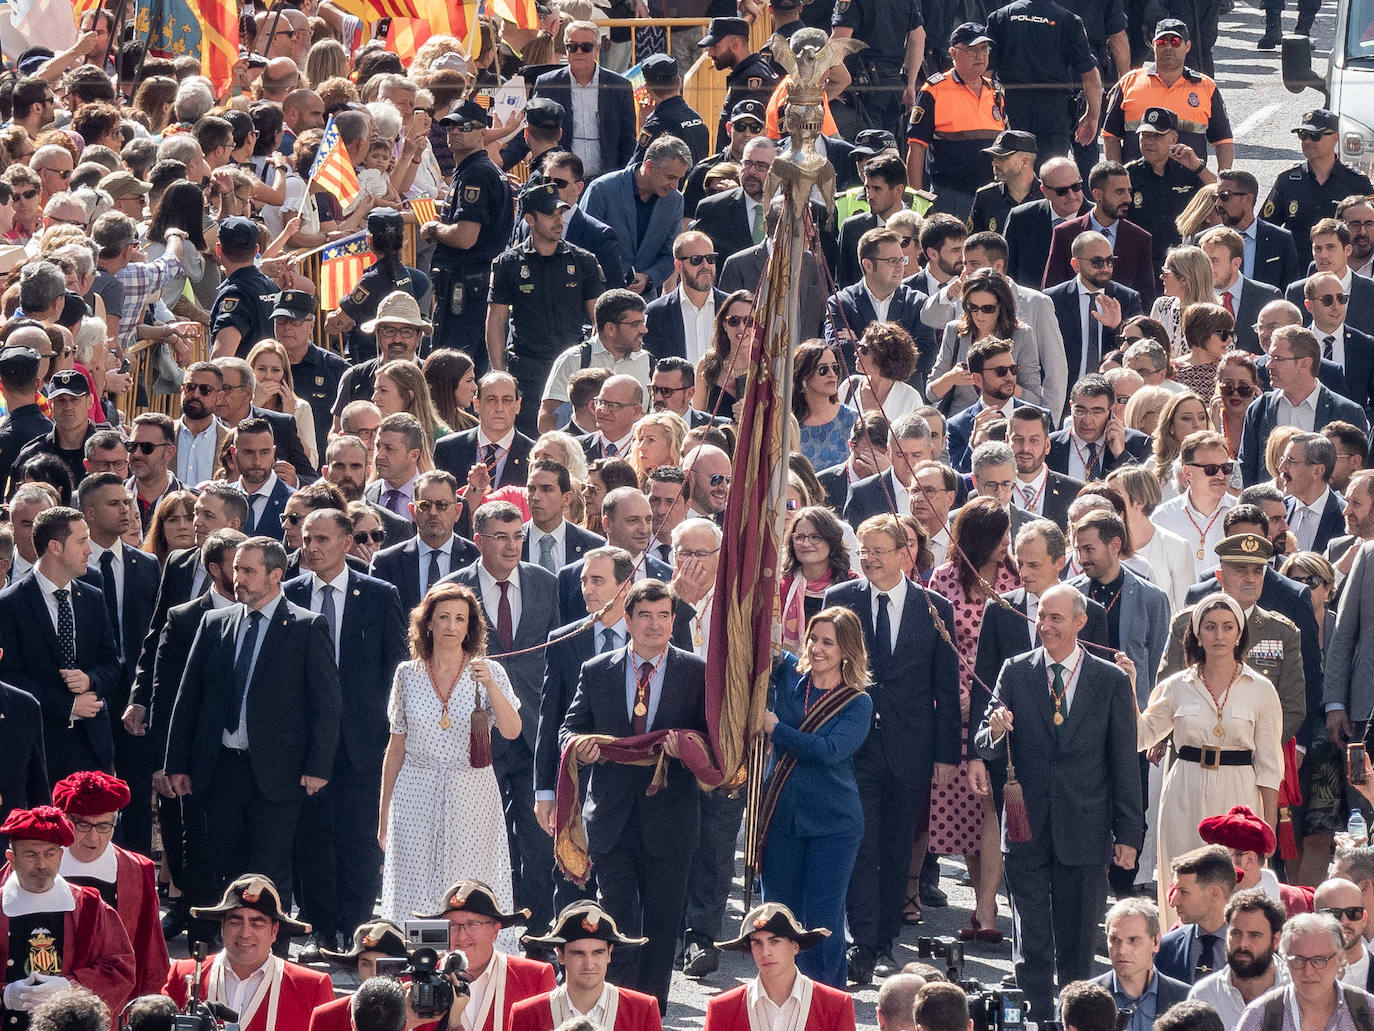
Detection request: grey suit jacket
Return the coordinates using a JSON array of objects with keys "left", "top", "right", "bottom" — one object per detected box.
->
[
  {"left": 1070, "top": 567, "right": 1171, "bottom": 706},
  {"left": 930, "top": 323, "right": 1046, "bottom": 415},
  {"left": 920, "top": 280, "right": 1068, "bottom": 422},
  {"left": 1325, "top": 539, "right": 1374, "bottom": 721},
  {"left": 718, "top": 243, "right": 827, "bottom": 339}
]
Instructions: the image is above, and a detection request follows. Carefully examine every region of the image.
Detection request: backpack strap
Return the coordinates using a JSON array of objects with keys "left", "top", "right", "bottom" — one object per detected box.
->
[
  {"left": 1345, "top": 984, "right": 1374, "bottom": 1031},
  {"left": 1262, "top": 989, "right": 1286, "bottom": 1031}
]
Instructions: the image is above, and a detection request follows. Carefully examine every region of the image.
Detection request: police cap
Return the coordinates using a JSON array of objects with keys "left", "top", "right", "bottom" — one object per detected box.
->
[
  {"left": 438, "top": 101, "right": 491, "bottom": 130},
  {"left": 699, "top": 17, "right": 751, "bottom": 46},
  {"left": 642, "top": 53, "right": 680, "bottom": 86},
  {"left": 219, "top": 216, "right": 260, "bottom": 252},
  {"left": 1137, "top": 107, "right": 1180, "bottom": 134},
  {"left": 524, "top": 97, "right": 566, "bottom": 130}
]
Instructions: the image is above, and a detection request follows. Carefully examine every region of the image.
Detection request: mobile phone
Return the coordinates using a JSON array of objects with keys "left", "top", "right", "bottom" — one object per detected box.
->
[{"left": 1351, "top": 742, "right": 1368, "bottom": 785}]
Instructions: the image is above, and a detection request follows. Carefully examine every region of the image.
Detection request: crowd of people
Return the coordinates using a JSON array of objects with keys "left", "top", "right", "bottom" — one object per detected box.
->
[{"left": 2, "top": 0, "right": 1374, "bottom": 1027}]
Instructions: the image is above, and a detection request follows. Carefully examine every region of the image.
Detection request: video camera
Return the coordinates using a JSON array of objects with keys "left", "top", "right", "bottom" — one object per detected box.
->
[
  {"left": 962, "top": 981, "right": 1028, "bottom": 1031},
  {"left": 916, "top": 936, "right": 965, "bottom": 982},
  {"left": 405, "top": 947, "right": 470, "bottom": 1019}
]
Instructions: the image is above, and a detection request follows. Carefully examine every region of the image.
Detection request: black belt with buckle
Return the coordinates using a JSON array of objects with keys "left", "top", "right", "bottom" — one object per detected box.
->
[{"left": 1177, "top": 746, "right": 1252, "bottom": 770}]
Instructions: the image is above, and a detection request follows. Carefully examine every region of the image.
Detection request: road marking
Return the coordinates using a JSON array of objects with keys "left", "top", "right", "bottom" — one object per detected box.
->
[{"left": 1236, "top": 101, "right": 1282, "bottom": 137}]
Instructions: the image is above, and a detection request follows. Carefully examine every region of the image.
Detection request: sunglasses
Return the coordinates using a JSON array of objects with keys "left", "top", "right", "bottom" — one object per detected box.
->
[
  {"left": 1048, "top": 181, "right": 1084, "bottom": 196},
  {"left": 650, "top": 384, "right": 687, "bottom": 396},
  {"left": 353, "top": 529, "right": 386, "bottom": 545},
  {"left": 983, "top": 363, "right": 1019, "bottom": 378},
  {"left": 567, "top": 41, "right": 597, "bottom": 52},
  {"left": 1114, "top": 395, "right": 1132, "bottom": 405},
  {"left": 965, "top": 302, "right": 999, "bottom": 315},
  {"left": 281, "top": 512, "right": 305, "bottom": 526},
  {"left": 1218, "top": 329, "right": 1235, "bottom": 340},
  {"left": 1320, "top": 906, "right": 1366, "bottom": 921},
  {"left": 549, "top": 177, "right": 578, "bottom": 189},
  {"left": 732, "top": 120, "right": 764, "bottom": 133},
  {"left": 1186, "top": 460, "right": 1236, "bottom": 476},
  {"left": 39, "top": 167, "right": 71, "bottom": 179},
  {"left": 682, "top": 252, "right": 719, "bottom": 266},
  {"left": 1220, "top": 382, "right": 1255, "bottom": 398},
  {"left": 812, "top": 363, "right": 843, "bottom": 376},
  {"left": 725, "top": 315, "right": 754, "bottom": 328},
  {"left": 1155, "top": 34, "right": 1184, "bottom": 45},
  {"left": 1296, "top": 129, "right": 1334, "bottom": 141},
  {"left": 1086, "top": 255, "right": 1117, "bottom": 268},
  {"left": 181, "top": 381, "right": 219, "bottom": 395},
  {"left": 17, "top": 189, "right": 37, "bottom": 200},
  {"left": 415, "top": 499, "right": 453, "bottom": 512},
  {"left": 708, "top": 473, "right": 731, "bottom": 486},
  {"left": 1316, "top": 293, "right": 1350, "bottom": 306},
  {"left": 1292, "top": 573, "right": 1329, "bottom": 590},
  {"left": 448, "top": 121, "right": 486, "bottom": 133},
  {"left": 1215, "top": 190, "right": 1252, "bottom": 201},
  {"left": 124, "top": 440, "right": 162, "bottom": 454}
]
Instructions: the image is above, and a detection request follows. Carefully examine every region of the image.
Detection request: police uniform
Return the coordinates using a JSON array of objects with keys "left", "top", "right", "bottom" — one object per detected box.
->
[
  {"left": 1125, "top": 109, "right": 1206, "bottom": 269},
  {"left": 985, "top": 0, "right": 1097, "bottom": 165},
  {"left": 431, "top": 101, "right": 515, "bottom": 377},
  {"left": 269, "top": 290, "right": 348, "bottom": 462},
  {"left": 683, "top": 100, "right": 767, "bottom": 216},
  {"left": 968, "top": 129, "right": 1040, "bottom": 234},
  {"left": 631, "top": 54, "right": 710, "bottom": 168},
  {"left": 831, "top": 0, "right": 924, "bottom": 136},
  {"left": 907, "top": 51, "right": 1006, "bottom": 218},
  {"left": 704, "top": 19, "right": 782, "bottom": 150},
  {"left": 1263, "top": 110, "right": 1374, "bottom": 250},
  {"left": 503, "top": 98, "right": 566, "bottom": 178},
  {"left": 209, "top": 216, "right": 277, "bottom": 360},
  {"left": 1102, "top": 61, "right": 1233, "bottom": 166}
]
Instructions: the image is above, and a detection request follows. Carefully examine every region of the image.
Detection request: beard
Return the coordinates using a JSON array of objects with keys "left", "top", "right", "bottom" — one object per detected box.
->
[{"left": 1228, "top": 948, "right": 1274, "bottom": 978}]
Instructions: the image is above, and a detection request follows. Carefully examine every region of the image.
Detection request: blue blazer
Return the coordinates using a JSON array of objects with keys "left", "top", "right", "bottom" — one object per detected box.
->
[
  {"left": 243, "top": 477, "right": 294, "bottom": 540},
  {"left": 1069, "top": 567, "right": 1171, "bottom": 706},
  {"left": 1287, "top": 488, "right": 1348, "bottom": 556},
  {"left": 765, "top": 652, "right": 872, "bottom": 838},
  {"left": 824, "top": 281, "right": 938, "bottom": 392},
  {"left": 1287, "top": 272, "right": 1374, "bottom": 340},
  {"left": 1156, "top": 924, "right": 1216, "bottom": 984},
  {"left": 644, "top": 286, "right": 728, "bottom": 362},
  {"left": 581, "top": 166, "right": 683, "bottom": 295},
  {"left": 530, "top": 66, "right": 636, "bottom": 177},
  {"left": 1250, "top": 218, "right": 1303, "bottom": 292},
  {"left": 557, "top": 554, "right": 673, "bottom": 624},
  {"left": 946, "top": 398, "right": 1048, "bottom": 473},
  {"left": 1237, "top": 384, "right": 1370, "bottom": 486}
]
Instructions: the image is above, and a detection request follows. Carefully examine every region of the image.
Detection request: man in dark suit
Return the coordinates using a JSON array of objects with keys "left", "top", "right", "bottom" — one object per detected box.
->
[
  {"left": 165, "top": 535, "right": 341, "bottom": 908},
  {"left": 823, "top": 514, "right": 959, "bottom": 983},
  {"left": 1199, "top": 225, "right": 1281, "bottom": 355},
  {"left": 945, "top": 338, "right": 1049, "bottom": 473},
  {"left": 0, "top": 678, "right": 47, "bottom": 836},
  {"left": 1091, "top": 900, "right": 1192, "bottom": 1021},
  {"left": 1008, "top": 408, "right": 1083, "bottom": 527},
  {"left": 1042, "top": 161, "right": 1156, "bottom": 305},
  {"left": 560, "top": 578, "right": 707, "bottom": 1012},
  {"left": 523, "top": 22, "right": 635, "bottom": 180},
  {"left": 973, "top": 583, "right": 1143, "bottom": 1019},
  {"left": 286, "top": 509, "right": 407, "bottom": 961},
  {"left": 522, "top": 459, "right": 603, "bottom": 575},
  {"left": 644, "top": 231, "right": 727, "bottom": 364},
  {"left": 1154, "top": 845, "right": 1236, "bottom": 984},
  {"left": 818, "top": 416, "right": 893, "bottom": 516},
  {"left": 719, "top": 212, "right": 828, "bottom": 339},
  {"left": 557, "top": 487, "right": 672, "bottom": 621},
  {"left": 367, "top": 470, "right": 479, "bottom": 615},
  {"left": 1044, "top": 231, "right": 1144, "bottom": 395},
  {"left": 834, "top": 154, "right": 910, "bottom": 288},
  {"left": 1214, "top": 169, "right": 1303, "bottom": 292},
  {"left": 323, "top": 434, "right": 414, "bottom": 544},
  {"left": 1048, "top": 375, "right": 1152, "bottom": 479},
  {"left": 444, "top": 500, "right": 562, "bottom": 937},
  {"left": 232, "top": 417, "right": 294, "bottom": 541},
  {"left": 1285, "top": 219, "right": 1374, "bottom": 341},
  {"left": 690, "top": 136, "right": 776, "bottom": 264},
  {"left": 0, "top": 507, "right": 121, "bottom": 785},
  {"left": 842, "top": 412, "right": 936, "bottom": 531},
  {"left": 75, "top": 473, "right": 159, "bottom": 856},
  {"left": 1004, "top": 156, "right": 1093, "bottom": 289},
  {"left": 435, "top": 373, "right": 536, "bottom": 537},
  {"left": 364, "top": 412, "right": 426, "bottom": 527},
  {"left": 1299, "top": 270, "right": 1374, "bottom": 418},
  {"left": 1282, "top": 431, "right": 1349, "bottom": 555}
]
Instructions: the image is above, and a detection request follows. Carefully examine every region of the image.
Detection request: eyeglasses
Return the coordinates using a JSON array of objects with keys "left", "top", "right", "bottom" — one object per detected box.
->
[
  {"left": 856, "top": 547, "right": 899, "bottom": 558},
  {"left": 1315, "top": 293, "right": 1350, "bottom": 306},
  {"left": 965, "top": 302, "right": 999, "bottom": 315},
  {"left": 1048, "top": 181, "right": 1084, "bottom": 196},
  {"left": 72, "top": 818, "right": 117, "bottom": 834},
  {"left": 677, "top": 547, "right": 720, "bottom": 559},
  {"left": 48, "top": 216, "right": 84, "bottom": 227},
  {"left": 1085, "top": 255, "right": 1117, "bottom": 268},
  {"left": 741, "top": 160, "right": 771, "bottom": 173},
  {"left": 910, "top": 485, "right": 949, "bottom": 498},
  {"left": 811, "top": 363, "right": 843, "bottom": 376},
  {"left": 449, "top": 920, "right": 499, "bottom": 933},
  {"left": 707, "top": 473, "right": 731, "bottom": 487},
  {"left": 873, "top": 255, "right": 910, "bottom": 268},
  {"left": 1267, "top": 352, "right": 1301, "bottom": 363},
  {"left": 1186, "top": 461, "right": 1236, "bottom": 476},
  {"left": 651, "top": 384, "right": 687, "bottom": 396},
  {"left": 791, "top": 532, "right": 824, "bottom": 544},
  {"left": 38, "top": 167, "right": 71, "bottom": 179},
  {"left": 17, "top": 189, "right": 38, "bottom": 200},
  {"left": 418, "top": 107, "right": 435, "bottom": 116},
  {"left": 977, "top": 479, "right": 1016, "bottom": 493},
  {"left": 477, "top": 531, "right": 526, "bottom": 545},
  {"left": 1220, "top": 382, "right": 1256, "bottom": 398},
  {"left": 725, "top": 315, "right": 754, "bottom": 328},
  {"left": 124, "top": 440, "right": 164, "bottom": 454},
  {"left": 681, "top": 252, "right": 719, "bottom": 266},
  {"left": 1347, "top": 219, "right": 1374, "bottom": 231},
  {"left": 1155, "top": 34, "right": 1184, "bottom": 45},
  {"left": 567, "top": 41, "right": 598, "bottom": 53},
  {"left": 1296, "top": 129, "right": 1334, "bottom": 141},
  {"left": 352, "top": 529, "right": 386, "bottom": 545},
  {"left": 1283, "top": 953, "right": 1336, "bottom": 970},
  {"left": 415, "top": 499, "right": 453, "bottom": 513},
  {"left": 616, "top": 318, "right": 647, "bottom": 329},
  {"left": 983, "top": 363, "right": 1019, "bottom": 378},
  {"left": 593, "top": 397, "right": 636, "bottom": 412},
  {"left": 1214, "top": 190, "right": 1252, "bottom": 201},
  {"left": 182, "top": 381, "right": 219, "bottom": 395}
]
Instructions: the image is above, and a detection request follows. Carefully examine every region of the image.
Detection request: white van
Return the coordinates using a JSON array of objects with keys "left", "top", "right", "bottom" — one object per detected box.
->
[{"left": 1283, "top": 3, "right": 1374, "bottom": 178}]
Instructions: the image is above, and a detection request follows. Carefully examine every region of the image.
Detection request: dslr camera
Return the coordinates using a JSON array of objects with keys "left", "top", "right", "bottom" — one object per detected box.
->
[
  {"left": 406, "top": 947, "right": 470, "bottom": 1019},
  {"left": 915, "top": 936, "right": 966, "bottom": 982},
  {"left": 962, "top": 982, "right": 1028, "bottom": 1031}
]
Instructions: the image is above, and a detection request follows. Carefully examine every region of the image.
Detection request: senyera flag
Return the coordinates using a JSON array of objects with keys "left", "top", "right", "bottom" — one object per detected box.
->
[
  {"left": 318, "top": 231, "right": 375, "bottom": 310},
  {"left": 307, "top": 115, "right": 361, "bottom": 209}
]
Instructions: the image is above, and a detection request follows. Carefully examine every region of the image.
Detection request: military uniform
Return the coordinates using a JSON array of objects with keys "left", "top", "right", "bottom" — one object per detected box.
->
[
  {"left": 210, "top": 264, "right": 277, "bottom": 360},
  {"left": 907, "top": 68, "right": 1006, "bottom": 218},
  {"left": 969, "top": 177, "right": 1041, "bottom": 234},
  {"left": 832, "top": 0, "right": 924, "bottom": 136},
  {"left": 1126, "top": 157, "right": 1204, "bottom": 269},
  {"left": 338, "top": 261, "right": 431, "bottom": 364},
  {"left": 716, "top": 54, "right": 781, "bottom": 150}
]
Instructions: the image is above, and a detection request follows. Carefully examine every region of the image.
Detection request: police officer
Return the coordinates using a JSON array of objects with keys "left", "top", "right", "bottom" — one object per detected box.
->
[
  {"left": 985, "top": 0, "right": 1100, "bottom": 170},
  {"left": 1263, "top": 109, "right": 1374, "bottom": 251},
  {"left": 830, "top": 0, "right": 925, "bottom": 138},
  {"left": 700, "top": 17, "right": 781, "bottom": 150},
  {"left": 969, "top": 129, "right": 1040, "bottom": 234},
  {"left": 632, "top": 54, "right": 710, "bottom": 167},
  {"left": 209, "top": 215, "right": 277, "bottom": 359},
  {"left": 502, "top": 97, "right": 568, "bottom": 179},
  {"left": 1056, "top": 0, "right": 1129, "bottom": 179},
  {"left": 1126, "top": 107, "right": 1214, "bottom": 268},
  {"left": 273, "top": 290, "right": 349, "bottom": 460},
  {"left": 487, "top": 179, "right": 605, "bottom": 438},
  {"left": 906, "top": 23, "right": 1007, "bottom": 219},
  {"left": 326, "top": 208, "right": 431, "bottom": 364},
  {"left": 422, "top": 99, "right": 514, "bottom": 379},
  {"left": 683, "top": 99, "right": 768, "bottom": 216}
]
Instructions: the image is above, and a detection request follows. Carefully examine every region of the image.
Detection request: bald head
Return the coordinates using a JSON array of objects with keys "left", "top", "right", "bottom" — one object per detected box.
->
[
  {"left": 877, "top": 973, "right": 925, "bottom": 1031},
  {"left": 261, "top": 57, "right": 301, "bottom": 98},
  {"left": 1316, "top": 878, "right": 1364, "bottom": 908},
  {"left": 1258, "top": 298, "right": 1304, "bottom": 350}
]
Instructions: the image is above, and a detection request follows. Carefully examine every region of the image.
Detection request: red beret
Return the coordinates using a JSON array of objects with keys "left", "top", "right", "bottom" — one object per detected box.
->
[
  {"left": 1198, "top": 805, "right": 1277, "bottom": 856},
  {"left": 51, "top": 771, "right": 131, "bottom": 817},
  {"left": 0, "top": 806, "right": 75, "bottom": 847}
]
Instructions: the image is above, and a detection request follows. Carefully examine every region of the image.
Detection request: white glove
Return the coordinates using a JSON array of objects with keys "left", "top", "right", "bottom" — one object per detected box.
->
[
  {"left": 3, "top": 974, "right": 70, "bottom": 1010},
  {"left": 3, "top": 980, "right": 28, "bottom": 1010}
]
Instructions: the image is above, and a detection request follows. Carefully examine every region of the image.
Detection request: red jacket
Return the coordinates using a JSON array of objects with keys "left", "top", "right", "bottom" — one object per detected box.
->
[
  {"left": 307, "top": 993, "right": 353, "bottom": 1031},
  {"left": 703, "top": 977, "right": 856, "bottom": 1031},
  {"left": 109, "top": 846, "right": 171, "bottom": 997},
  {"left": 163, "top": 953, "right": 334, "bottom": 1031},
  {"left": 1282, "top": 882, "right": 1315, "bottom": 916},
  {"left": 416, "top": 954, "right": 557, "bottom": 1031},
  {"left": 509, "top": 984, "right": 662, "bottom": 1031}
]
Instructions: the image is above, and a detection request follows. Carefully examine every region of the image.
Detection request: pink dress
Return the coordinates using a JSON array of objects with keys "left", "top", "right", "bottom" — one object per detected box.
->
[{"left": 925, "top": 560, "right": 1020, "bottom": 856}]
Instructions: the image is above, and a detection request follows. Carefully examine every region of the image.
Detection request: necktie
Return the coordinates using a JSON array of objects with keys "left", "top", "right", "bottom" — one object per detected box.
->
[
  {"left": 248, "top": 494, "right": 265, "bottom": 533},
  {"left": 874, "top": 592, "right": 892, "bottom": 668},
  {"left": 225, "top": 610, "right": 264, "bottom": 734},
  {"left": 1086, "top": 294, "right": 1102, "bottom": 374},
  {"left": 538, "top": 535, "right": 558, "bottom": 574},
  {"left": 480, "top": 443, "right": 497, "bottom": 467},
  {"left": 600, "top": 627, "right": 618, "bottom": 653},
  {"left": 1222, "top": 291, "right": 1234, "bottom": 316},
  {"left": 427, "top": 549, "right": 442, "bottom": 591},
  {"left": 1050, "top": 661, "right": 1066, "bottom": 740},
  {"left": 751, "top": 203, "right": 764, "bottom": 244},
  {"left": 98, "top": 550, "right": 118, "bottom": 644},
  {"left": 383, "top": 489, "right": 403, "bottom": 515},
  {"left": 1085, "top": 441, "right": 1100, "bottom": 478},
  {"left": 657, "top": 543, "right": 672, "bottom": 563},
  {"left": 632, "top": 659, "right": 653, "bottom": 734},
  {"left": 1021, "top": 482, "right": 1037, "bottom": 509},
  {"left": 1324, "top": 335, "right": 1336, "bottom": 361},
  {"left": 496, "top": 580, "right": 513, "bottom": 652},
  {"left": 54, "top": 588, "right": 76, "bottom": 668},
  {"left": 319, "top": 584, "right": 338, "bottom": 657},
  {"left": 1196, "top": 932, "right": 1220, "bottom": 978},
  {"left": 603, "top": 440, "right": 618, "bottom": 457}
]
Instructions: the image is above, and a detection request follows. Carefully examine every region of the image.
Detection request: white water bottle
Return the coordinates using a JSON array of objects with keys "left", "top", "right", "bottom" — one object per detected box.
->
[{"left": 1349, "top": 810, "right": 1368, "bottom": 844}]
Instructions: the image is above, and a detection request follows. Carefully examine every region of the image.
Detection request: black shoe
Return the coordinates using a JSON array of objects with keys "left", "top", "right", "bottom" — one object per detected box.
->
[
  {"left": 874, "top": 951, "right": 900, "bottom": 978},
  {"left": 682, "top": 943, "right": 719, "bottom": 978},
  {"left": 1294, "top": 11, "right": 1315, "bottom": 34},
  {"left": 847, "top": 947, "right": 874, "bottom": 985},
  {"left": 297, "top": 935, "right": 332, "bottom": 965},
  {"left": 161, "top": 902, "right": 187, "bottom": 941},
  {"left": 1257, "top": 9, "right": 1282, "bottom": 47},
  {"left": 919, "top": 854, "right": 948, "bottom": 907}
]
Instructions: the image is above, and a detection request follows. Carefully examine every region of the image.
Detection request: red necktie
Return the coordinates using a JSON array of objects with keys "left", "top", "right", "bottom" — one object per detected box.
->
[
  {"left": 496, "top": 580, "right": 513, "bottom": 652},
  {"left": 1222, "top": 291, "right": 1234, "bottom": 316},
  {"left": 632, "top": 660, "right": 653, "bottom": 735}
]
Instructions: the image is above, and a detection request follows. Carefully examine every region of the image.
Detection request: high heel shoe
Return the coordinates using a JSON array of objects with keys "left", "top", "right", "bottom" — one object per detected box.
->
[{"left": 958, "top": 916, "right": 981, "bottom": 941}]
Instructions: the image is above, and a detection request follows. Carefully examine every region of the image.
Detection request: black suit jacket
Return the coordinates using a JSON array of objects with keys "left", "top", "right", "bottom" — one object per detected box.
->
[
  {"left": 81, "top": 544, "right": 159, "bottom": 710},
  {"left": 1288, "top": 489, "right": 1348, "bottom": 557},
  {"left": 530, "top": 66, "right": 636, "bottom": 176},
  {"left": 1047, "top": 426, "right": 1152, "bottom": 477},
  {"left": 824, "top": 281, "right": 938, "bottom": 392},
  {"left": 1004, "top": 197, "right": 1092, "bottom": 289},
  {"left": 243, "top": 477, "right": 294, "bottom": 540},
  {"left": 644, "top": 287, "right": 728, "bottom": 362},
  {"left": 434, "top": 428, "right": 536, "bottom": 537},
  {"left": 1089, "top": 970, "right": 1191, "bottom": 1011},
  {"left": 248, "top": 405, "right": 316, "bottom": 483},
  {"left": 146, "top": 591, "right": 218, "bottom": 758},
  {"left": 0, "top": 681, "right": 48, "bottom": 830},
  {"left": 566, "top": 207, "right": 625, "bottom": 291},
  {"left": 537, "top": 618, "right": 599, "bottom": 795},
  {"left": 842, "top": 468, "right": 906, "bottom": 530},
  {"left": 1251, "top": 218, "right": 1303, "bottom": 291},
  {"left": 560, "top": 644, "right": 707, "bottom": 855},
  {"left": 1287, "top": 273, "right": 1374, "bottom": 341},
  {"left": 130, "top": 547, "right": 207, "bottom": 713},
  {"left": 1044, "top": 278, "right": 1144, "bottom": 391},
  {"left": 691, "top": 188, "right": 759, "bottom": 264},
  {"left": 822, "top": 577, "right": 960, "bottom": 782},
  {"left": 283, "top": 569, "right": 408, "bottom": 772},
  {"left": 165, "top": 594, "right": 341, "bottom": 802},
  {"left": 0, "top": 573, "right": 121, "bottom": 782},
  {"left": 368, "top": 534, "right": 480, "bottom": 615},
  {"left": 521, "top": 520, "right": 603, "bottom": 566},
  {"left": 1039, "top": 470, "right": 1085, "bottom": 528},
  {"left": 1230, "top": 276, "right": 1282, "bottom": 354},
  {"left": 557, "top": 554, "right": 673, "bottom": 623},
  {"left": 1043, "top": 214, "right": 1156, "bottom": 306},
  {"left": 719, "top": 243, "right": 826, "bottom": 339},
  {"left": 816, "top": 462, "right": 851, "bottom": 513},
  {"left": 836, "top": 210, "right": 878, "bottom": 287}
]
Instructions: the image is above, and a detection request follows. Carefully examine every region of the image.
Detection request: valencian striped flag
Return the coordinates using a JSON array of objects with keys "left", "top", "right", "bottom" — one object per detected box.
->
[
  {"left": 384, "top": 16, "right": 431, "bottom": 63},
  {"left": 409, "top": 196, "right": 437, "bottom": 226},
  {"left": 319, "top": 232, "right": 374, "bottom": 310},
  {"left": 307, "top": 115, "right": 361, "bottom": 209}
]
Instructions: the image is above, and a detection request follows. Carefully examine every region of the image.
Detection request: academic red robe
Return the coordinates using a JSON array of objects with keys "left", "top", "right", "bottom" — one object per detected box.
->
[
  {"left": 509, "top": 983, "right": 662, "bottom": 1031},
  {"left": 306, "top": 992, "right": 352, "bottom": 1031},
  {"left": 164, "top": 952, "right": 334, "bottom": 1031},
  {"left": 702, "top": 976, "right": 856, "bottom": 1031},
  {"left": 415, "top": 953, "right": 557, "bottom": 1031},
  {"left": 0, "top": 876, "right": 135, "bottom": 1021},
  {"left": 110, "top": 847, "right": 171, "bottom": 997}
]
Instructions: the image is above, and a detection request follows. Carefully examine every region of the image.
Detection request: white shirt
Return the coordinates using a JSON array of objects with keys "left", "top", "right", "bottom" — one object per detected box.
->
[
  {"left": 87, "top": 539, "right": 124, "bottom": 621},
  {"left": 222, "top": 595, "right": 281, "bottom": 751},
  {"left": 1015, "top": 465, "right": 1050, "bottom": 515},
  {"left": 11, "top": 552, "right": 32, "bottom": 583},
  {"left": 1065, "top": 430, "right": 1107, "bottom": 481},
  {"left": 209, "top": 586, "right": 235, "bottom": 610},
  {"left": 477, "top": 562, "right": 522, "bottom": 635},
  {"left": 31, "top": 567, "right": 72, "bottom": 637},
  {"left": 570, "top": 983, "right": 613, "bottom": 1023},
  {"left": 1291, "top": 486, "right": 1334, "bottom": 552},
  {"left": 460, "top": 963, "right": 494, "bottom": 1031},
  {"left": 59, "top": 842, "right": 117, "bottom": 884},
  {"left": 747, "top": 971, "right": 806, "bottom": 1031},
  {"left": 1189, "top": 960, "right": 1289, "bottom": 1030},
  {"left": 928, "top": 525, "right": 950, "bottom": 567},
  {"left": 869, "top": 577, "right": 908, "bottom": 653},
  {"left": 1151, "top": 491, "right": 1237, "bottom": 581},
  {"left": 677, "top": 286, "right": 717, "bottom": 366},
  {"left": 1047, "top": 644, "right": 1085, "bottom": 713},
  {"left": 863, "top": 279, "right": 894, "bottom": 323},
  {"left": 568, "top": 67, "right": 603, "bottom": 178},
  {"left": 177, "top": 418, "right": 219, "bottom": 486},
  {"left": 1278, "top": 382, "right": 1322, "bottom": 432},
  {"left": 1341, "top": 947, "right": 1371, "bottom": 989},
  {"left": 238, "top": 471, "right": 281, "bottom": 527},
  {"left": 310, "top": 566, "right": 349, "bottom": 659},
  {"left": 526, "top": 520, "right": 567, "bottom": 572},
  {"left": 418, "top": 535, "right": 457, "bottom": 587},
  {"left": 221, "top": 955, "right": 273, "bottom": 1019},
  {"left": 476, "top": 426, "right": 517, "bottom": 485},
  {"left": 1315, "top": 322, "right": 1347, "bottom": 368}
]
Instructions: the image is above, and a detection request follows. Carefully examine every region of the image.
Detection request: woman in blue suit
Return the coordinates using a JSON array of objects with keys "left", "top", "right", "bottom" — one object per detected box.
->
[{"left": 760, "top": 606, "right": 874, "bottom": 988}]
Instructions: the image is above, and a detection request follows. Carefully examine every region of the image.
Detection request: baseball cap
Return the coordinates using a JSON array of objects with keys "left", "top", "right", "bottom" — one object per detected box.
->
[
  {"left": 982, "top": 129, "right": 1038, "bottom": 155},
  {"left": 0, "top": 345, "right": 40, "bottom": 379},
  {"left": 641, "top": 53, "right": 680, "bottom": 86},
  {"left": 729, "top": 99, "right": 767, "bottom": 127},
  {"left": 851, "top": 129, "right": 898, "bottom": 158},
  {"left": 1137, "top": 107, "right": 1179, "bottom": 134},
  {"left": 949, "top": 22, "right": 992, "bottom": 47},
  {"left": 524, "top": 97, "right": 565, "bottom": 131},
  {"left": 218, "top": 216, "right": 260, "bottom": 252},
  {"left": 271, "top": 290, "right": 316, "bottom": 321},
  {"left": 1152, "top": 18, "right": 1189, "bottom": 40},
  {"left": 438, "top": 100, "right": 491, "bottom": 130},
  {"left": 521, "top": 179, "right": 571, "bottom": 217},
  {"left": 48, "top": 369, "right": 91, "bottom": 398},
  {"left": 699, "top": 16, "right": 751, "bottom": 46}
]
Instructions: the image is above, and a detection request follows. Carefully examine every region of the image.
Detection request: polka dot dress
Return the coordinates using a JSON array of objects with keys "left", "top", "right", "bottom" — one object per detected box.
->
[
  {"left": 379, "top": 658, "right": 521, "bottom": 952},
  {"left": 925, "top": 562, "right": 1020, "bottom": 857}
]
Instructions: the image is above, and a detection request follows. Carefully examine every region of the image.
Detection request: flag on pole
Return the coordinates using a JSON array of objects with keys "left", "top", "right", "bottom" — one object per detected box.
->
[
  {"left": 193, "top": 0, "right": 239, "bottom": 97},
  {"left": 491, "top": 0, "right": 537, "bottom": 29},
  {"left": 307, "top": 115, "right": 361, "bottom": 209},
  {"left": 318, "top": 232, "right": 375, "bottom": 310},
  {"left": 384, "top": 16, "right": 431, "bottom": 62},
  {"left": 409, "top": 196, "right": 437, "bottom": 225},
  {"left": 625, "top": 62, "right": 648, "bottom": 107}
]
